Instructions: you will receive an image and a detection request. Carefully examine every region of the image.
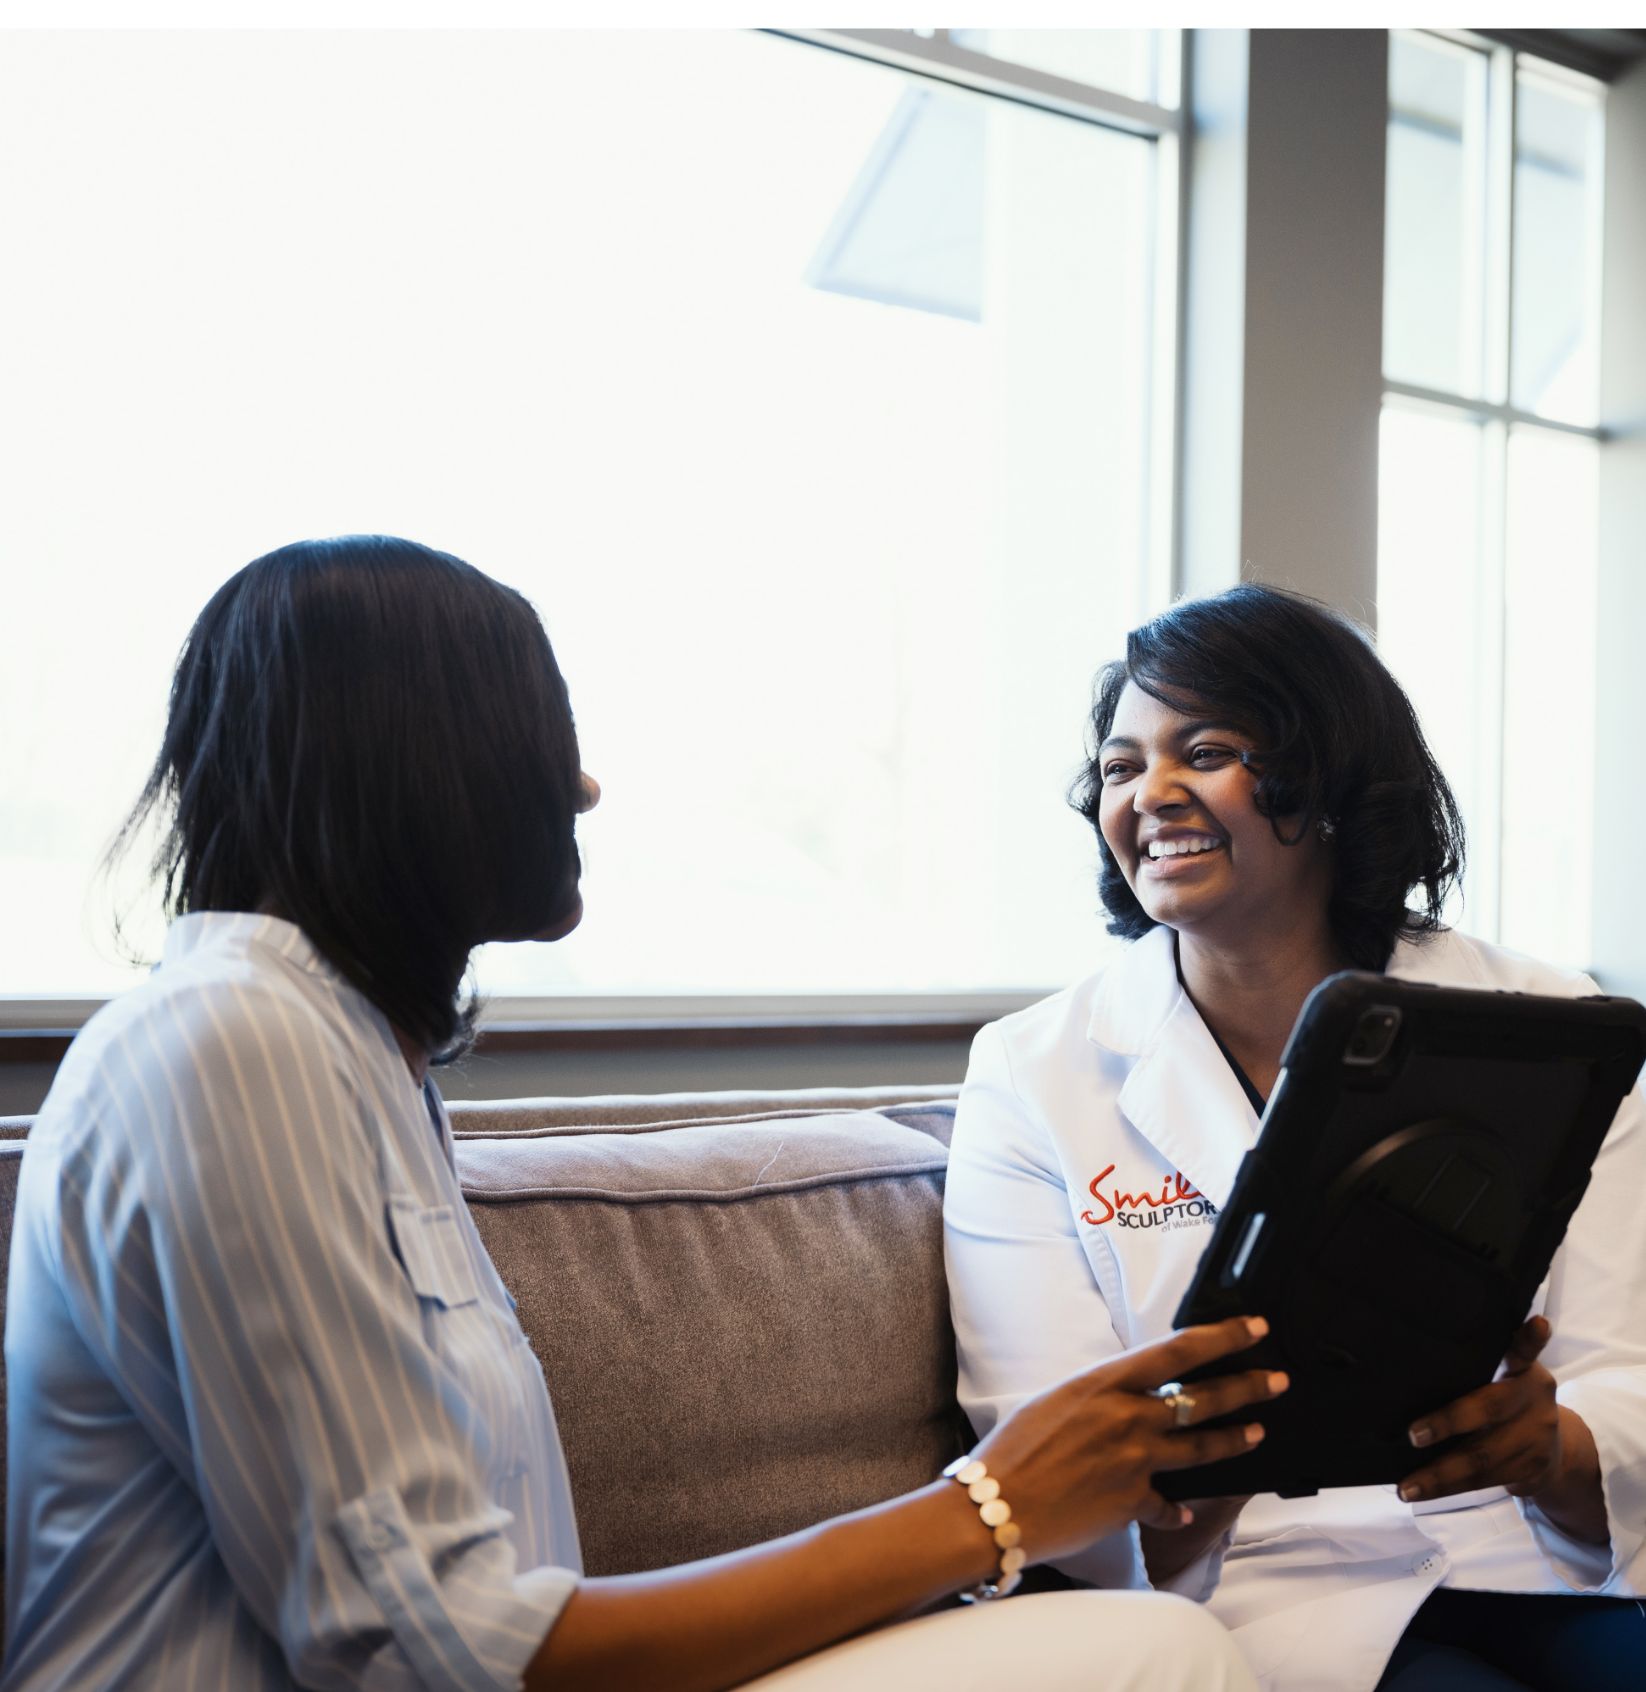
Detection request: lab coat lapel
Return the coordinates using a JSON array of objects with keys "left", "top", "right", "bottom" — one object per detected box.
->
[
  {"left": 1121, "top": 1004, "right": 1260, "bottom": 1210},
  {"left": 1087, "top": 926, "right": 1260, "bottom": 1209}
]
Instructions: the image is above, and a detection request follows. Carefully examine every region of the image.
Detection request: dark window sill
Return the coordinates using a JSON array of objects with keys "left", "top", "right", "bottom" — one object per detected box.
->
[{"left": 2, "top": 1013, "right": 990, "bottom": 1068}]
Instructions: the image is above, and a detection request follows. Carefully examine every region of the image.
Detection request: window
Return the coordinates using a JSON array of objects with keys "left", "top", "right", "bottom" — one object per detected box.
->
[
  {"left": 1378, "top": 31, "right": 1603, "bottom": 969},
  {"left": 0, "top": 29, "right": 1181, "bottom": 1008}
]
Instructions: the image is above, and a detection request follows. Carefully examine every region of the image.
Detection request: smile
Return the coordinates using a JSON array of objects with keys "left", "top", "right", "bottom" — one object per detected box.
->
[
  {"left": 1140, "top": 838, "right": 1225, "bottom": 875},
  {"left": 1144, "top": 837, "right": 1224, "bottom": 859}
]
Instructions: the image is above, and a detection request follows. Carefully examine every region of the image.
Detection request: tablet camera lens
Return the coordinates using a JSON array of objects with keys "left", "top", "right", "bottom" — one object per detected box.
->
[{"left": 1344, "top": 1007, "right": 1401, "bottom": 1066}]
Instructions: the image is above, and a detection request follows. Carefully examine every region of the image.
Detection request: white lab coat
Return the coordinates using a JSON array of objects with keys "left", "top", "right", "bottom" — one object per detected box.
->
[{"left": 944, "top": 923, "right": 1646, "bottom": 1692}]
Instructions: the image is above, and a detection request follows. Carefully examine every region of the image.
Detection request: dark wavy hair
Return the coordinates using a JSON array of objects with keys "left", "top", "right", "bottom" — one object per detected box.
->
[
  {"left": 112, "top": 535, "right": 583, "bottom": 1059},
  {"left": 1070, "top": 584, "right": 1465, "bottom": 971}
]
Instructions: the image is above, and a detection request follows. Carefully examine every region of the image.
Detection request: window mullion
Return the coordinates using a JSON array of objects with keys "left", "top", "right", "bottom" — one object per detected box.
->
[
  {"left": 768, "top": 29, "right": 1179, "bottom": 138},
  {"left": 1146, "top": 123, "right": 1184, "bottom": 618},
  {"left": 1470, "top": 41, "right": 1515, "bottom": 945},
  {"left": 1483, "top": 42, "right": 1516, "bottom": 406},
  {"left": 1475, "top": 417, "right": 1510, "bottom": 945}
]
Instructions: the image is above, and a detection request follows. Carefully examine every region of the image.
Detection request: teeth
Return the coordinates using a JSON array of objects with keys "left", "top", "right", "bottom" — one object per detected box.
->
[{"left": 1147, "top": 837, "right": 1223, "bottom": 859}]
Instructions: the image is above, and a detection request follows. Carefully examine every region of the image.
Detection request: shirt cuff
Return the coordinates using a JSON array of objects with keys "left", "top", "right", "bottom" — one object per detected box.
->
[
  {"left": 338, "top": 1488, "right": 578, "bottom": 1691},
  {"left": 1516, "top": 1376, "right": 1646, "bottom": 1595}
]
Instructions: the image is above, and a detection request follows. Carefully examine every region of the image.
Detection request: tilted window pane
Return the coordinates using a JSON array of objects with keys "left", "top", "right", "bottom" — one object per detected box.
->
[
  {"left": 948, "top": 29, "right": 1161, "bottom": 105},
  {"left": 1499, "top": 428, "right": 1598, "bottom": 969},
  {"left": 0, "top": 30, "right": 1156, "bottom": 1000},
  {"left": 1384, "top": 32, "right": 1489, "bottom": 397},
  {"left": 1376, "top": 405, "right": 1491, "bottom": 935},
  {"left": 1511, "top": 70, "right": 1603, "bottom": 425}
]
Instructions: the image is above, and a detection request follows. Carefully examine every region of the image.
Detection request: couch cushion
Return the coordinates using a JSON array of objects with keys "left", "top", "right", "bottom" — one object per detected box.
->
[{"left": 457, "top": 1111, "right": 963, "bottom": 1577}]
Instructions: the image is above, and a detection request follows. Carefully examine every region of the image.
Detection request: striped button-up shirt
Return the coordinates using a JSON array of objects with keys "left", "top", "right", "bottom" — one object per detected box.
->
[{"left": 4, "top": 913, "right": 581, "bottom": 1691}]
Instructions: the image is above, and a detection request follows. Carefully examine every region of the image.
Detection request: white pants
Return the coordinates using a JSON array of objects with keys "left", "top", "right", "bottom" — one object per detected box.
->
[{"left": 744, "top": 1590, "right": 1259, "bottom": 1691}]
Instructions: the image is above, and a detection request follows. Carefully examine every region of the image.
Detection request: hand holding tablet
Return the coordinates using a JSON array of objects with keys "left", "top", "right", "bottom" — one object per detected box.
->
[{"left": 1157, "top": 973, "right": 1646, "bottom": 1501}]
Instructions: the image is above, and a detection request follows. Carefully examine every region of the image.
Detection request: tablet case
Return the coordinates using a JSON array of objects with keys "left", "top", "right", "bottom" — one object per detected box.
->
[{"left": 1157, "top": 971, "right": 1646, "bottom": 1500}]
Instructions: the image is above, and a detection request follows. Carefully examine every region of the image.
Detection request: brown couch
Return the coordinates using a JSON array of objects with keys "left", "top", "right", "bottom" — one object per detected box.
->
[{"left": 0, "top": 1084, "right": 967, "bottom": 1635}]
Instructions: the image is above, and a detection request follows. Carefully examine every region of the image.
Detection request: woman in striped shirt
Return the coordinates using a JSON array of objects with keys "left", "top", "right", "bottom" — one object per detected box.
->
[{"left": 3, "top": 535, "right": 1282, "bottom": 1692}]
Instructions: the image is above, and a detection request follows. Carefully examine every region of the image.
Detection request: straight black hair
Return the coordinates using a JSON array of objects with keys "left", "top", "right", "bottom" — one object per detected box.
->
[
  {"left": 113, "top": 535, "right": 583, "bottom": 1058},
  {"left": 1070, "top": 583, "right": 1465, "bottom": 971}
]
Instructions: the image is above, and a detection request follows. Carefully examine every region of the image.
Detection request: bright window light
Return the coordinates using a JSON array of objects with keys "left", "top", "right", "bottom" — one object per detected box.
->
[
  {"left": 0, "top": 29, "right": 1164, "bottom": 1001},
  {"left": 1378, "top": 32, "right": 1604, "bottom": 973},
  {"left": 1511, "top": 69, "right": 1603, "bottom": 424},
  {"left": 1500, "top": 427, "right": 1597, "bottom": 967},
  {"left": 1376, "top": 405, "right": 1491, "bottom": 931},
  {"left": 1384, "top": 31, "right": 1489, "bottom": 397}
]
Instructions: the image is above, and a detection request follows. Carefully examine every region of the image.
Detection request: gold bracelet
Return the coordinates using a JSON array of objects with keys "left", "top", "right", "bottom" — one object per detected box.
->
[{"left": 943, "top": 1455, "right": 1027, "bottom": 1601}]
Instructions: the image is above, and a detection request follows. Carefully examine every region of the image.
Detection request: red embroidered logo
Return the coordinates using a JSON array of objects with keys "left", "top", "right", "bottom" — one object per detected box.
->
[{"left": 1081, "top": 1165, "right": 1217, "bottom": 1230}]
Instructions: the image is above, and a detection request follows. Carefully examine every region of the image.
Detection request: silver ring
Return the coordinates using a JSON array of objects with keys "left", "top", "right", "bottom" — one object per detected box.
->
[{"left": 1151, "top": 1380, "right": 1197, "bottom": 1428}]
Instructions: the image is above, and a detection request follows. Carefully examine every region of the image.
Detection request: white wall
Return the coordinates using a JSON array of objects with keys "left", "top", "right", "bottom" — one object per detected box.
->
[{"left": 1181, "top": 29, "right": 1387, "bottom": 615}]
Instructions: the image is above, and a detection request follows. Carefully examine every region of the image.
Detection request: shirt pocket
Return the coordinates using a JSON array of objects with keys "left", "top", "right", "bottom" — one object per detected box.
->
[
  {"left": 387, "top": 1196, "right": 531, "bottom": 1486},
  {"left": 386, "top": 1198, "right": 481, "bottom": 1310}
]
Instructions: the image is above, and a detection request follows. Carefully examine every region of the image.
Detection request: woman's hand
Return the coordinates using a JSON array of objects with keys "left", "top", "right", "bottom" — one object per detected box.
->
[
  {"left": 1399, "top": 1316, "right": 1607, "bottom": 1545},
  {"left": 970, "top": 1314, "right": 1288, "bottom": 1564},
  {"left": 1400, "top": 1316, "right": 1562, "bottom": 1503},
  {"left": 1142, "top": 1494, "right": 1253, "bottom": 1586},
  {"left": 535, "top": 1317, "right": 1285, "bottom": 1692}
]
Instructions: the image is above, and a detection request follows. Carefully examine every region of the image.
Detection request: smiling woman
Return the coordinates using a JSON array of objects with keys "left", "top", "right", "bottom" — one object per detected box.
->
[
  {"left": 944, "top": 583, "right": 1646, "bottom": 1692},
  {"left": 1092, "top": 696, "right": 1334, "bottom": 965},
  {"left": 1073, "top": 582, "right": 1465, "bottom": 978}
]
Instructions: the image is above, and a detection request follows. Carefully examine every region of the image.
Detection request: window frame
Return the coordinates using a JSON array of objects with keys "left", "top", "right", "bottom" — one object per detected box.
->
[
  {"left": 1381, "top": 27, "right": 1607, "bottom": 950},
  {"left": 0, "top": 26, "right": 1187, "bottom": 1046},
  {"left": 772, "top": 28, "right": 1185, "bottom": 624}
]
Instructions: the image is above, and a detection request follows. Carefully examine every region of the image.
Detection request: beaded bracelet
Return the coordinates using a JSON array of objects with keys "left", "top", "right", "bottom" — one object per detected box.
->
[{"left": 943, "top": 1455, "right": 1027, "bottom": 1601}]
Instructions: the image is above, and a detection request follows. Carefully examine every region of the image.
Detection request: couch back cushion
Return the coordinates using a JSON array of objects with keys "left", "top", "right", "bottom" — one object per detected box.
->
[
  {"left": 0, "top": 1093, "right": 961, "bottom": 1605},
  {"left": 446, "top": 1085, "right": 958, "bottom": 1145},
  {"left": 457, "top": 1106, "right": 963, "bottom": 1576}
]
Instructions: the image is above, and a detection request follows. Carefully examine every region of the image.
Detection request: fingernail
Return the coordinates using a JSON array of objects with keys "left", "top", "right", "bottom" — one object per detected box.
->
[
  {"left": 1399, "top": 1482, "right": 1421, "bottom": 1502},
  {"left": 1268, "top": 1372, "right": 1290, "bottom": 1394},
  {"left": 1179, "top": 1505, "right": 1195, "bottom": 1525},
  {"left": 1246, "top": 1316, "right": 1269, "bottom": 1339},
  {"left": 1408, "top": 1425, "right": 1433, "bottom": 1448},
  {"left": 1245, "top": 1423, "right": 1265, "bottom": 1445}
]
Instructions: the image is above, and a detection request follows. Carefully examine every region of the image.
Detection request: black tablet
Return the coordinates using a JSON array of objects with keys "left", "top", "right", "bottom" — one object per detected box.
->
[{"left": 1156, "top": 970, "right": 1646, "bottom": 1501}]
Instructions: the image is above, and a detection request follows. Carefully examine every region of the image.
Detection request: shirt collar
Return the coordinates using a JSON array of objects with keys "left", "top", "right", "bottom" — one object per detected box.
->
[
  {"left": 1383, "top": 924, "right": 1476, "bottom": 985},
  {"left": 161, "top": 910, "right": 338, "bottom": 981},
  {"left": 161, "top": 911, "right": 423, "bottom": 1098},
  {"left": 1084, "top": 924, "right": 1184, "bottom": 1056},
  {"left": 1085, "top": 921, "right": 1469, "bottom": 1055}
]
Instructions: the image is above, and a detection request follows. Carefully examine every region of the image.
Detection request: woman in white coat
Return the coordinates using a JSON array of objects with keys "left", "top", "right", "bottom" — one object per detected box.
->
[{"left": 944, "top": 584, "right": 1646, "bottom": 1692}]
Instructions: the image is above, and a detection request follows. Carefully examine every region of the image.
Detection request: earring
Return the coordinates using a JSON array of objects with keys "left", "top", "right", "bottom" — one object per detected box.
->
[{"left": 1317, "top": 816, "right": 1338, "bottom": 842}]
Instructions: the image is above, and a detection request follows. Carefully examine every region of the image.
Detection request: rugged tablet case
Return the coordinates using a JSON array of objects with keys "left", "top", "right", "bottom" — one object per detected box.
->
[{"left": 1157, "top": 971, "right": 1646, "bottom": 1501}]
